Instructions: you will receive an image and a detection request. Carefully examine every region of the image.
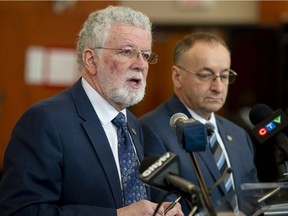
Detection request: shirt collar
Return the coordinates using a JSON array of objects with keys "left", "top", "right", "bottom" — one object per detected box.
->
[
  {"left": 185, "top": 106, "right": 218, "bottom": 131},
  {"left": 81, "top": 77, "right": 127, "bottom": 124}
]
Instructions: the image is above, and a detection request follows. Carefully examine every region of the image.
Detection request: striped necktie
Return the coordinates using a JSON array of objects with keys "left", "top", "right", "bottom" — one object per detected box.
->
[
  {"left": 112, "top": 113, "right": 147, "bottom": 206},
  {"left": 207, "top": 122, "right": 239, "bottom": 213}
]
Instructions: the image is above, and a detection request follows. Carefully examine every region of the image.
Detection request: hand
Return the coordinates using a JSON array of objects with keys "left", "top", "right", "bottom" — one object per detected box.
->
[
  {"left": 163, "top": 201, "right": 183, "bottom": 216},
  {"left": 117, "top": 199, "right": 161, "bottom": 216},
  {"left": 117, "top": 199, "right": 183, "bottom": 216}
]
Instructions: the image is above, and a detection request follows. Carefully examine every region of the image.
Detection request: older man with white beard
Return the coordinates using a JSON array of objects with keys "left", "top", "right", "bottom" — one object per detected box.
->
[{"left": 0, "top": 6, "right": 183, "bottom": 216}]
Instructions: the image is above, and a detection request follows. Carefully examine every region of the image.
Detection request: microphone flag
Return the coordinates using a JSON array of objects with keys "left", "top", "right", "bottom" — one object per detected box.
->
[{"left": 251, "top": 109, "right": 288, "bottom": 143}]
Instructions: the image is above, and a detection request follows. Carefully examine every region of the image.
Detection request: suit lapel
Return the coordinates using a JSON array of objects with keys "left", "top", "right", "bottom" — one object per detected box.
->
[
  {"left": 126, "top": 112, "right": 144, "bottom": 162},
  {"left": 217, "top": 118, "right": 237, "bottom": 165},
  {"left": 217, "top": 118, "right": 239, "bottom": 184},
  {"left": 70, "top": 79, "right": 123, "bottom": 208}
]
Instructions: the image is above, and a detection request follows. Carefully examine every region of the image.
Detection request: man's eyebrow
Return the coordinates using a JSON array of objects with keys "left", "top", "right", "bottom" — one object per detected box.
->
[{"left": 201, "top": 67, "right": 230, "bottom": 73}]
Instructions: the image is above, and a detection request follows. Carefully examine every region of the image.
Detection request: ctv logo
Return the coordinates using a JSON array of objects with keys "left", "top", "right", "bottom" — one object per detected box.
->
[{"left": 257, "top": 115, "right": 282, "bottom": 136}]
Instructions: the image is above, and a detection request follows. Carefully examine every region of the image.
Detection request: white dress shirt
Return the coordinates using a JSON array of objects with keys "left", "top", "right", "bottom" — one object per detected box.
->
[{"left": 81, "top": 77, "right": 124, "bottom": 181}]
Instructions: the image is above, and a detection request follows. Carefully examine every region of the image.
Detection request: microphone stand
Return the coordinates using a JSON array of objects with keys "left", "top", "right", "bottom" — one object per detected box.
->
[
  {"left": 171, "top": 113, "right": 216, "bottom": 215},
  {"left": 189, "top": 152, "right": 217, "bottom": 216}
]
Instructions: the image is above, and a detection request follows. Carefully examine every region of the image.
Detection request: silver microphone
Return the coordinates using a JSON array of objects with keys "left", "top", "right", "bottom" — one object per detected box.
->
[{"left": 170, "top": 113, "right": 196, "bottom": 130}]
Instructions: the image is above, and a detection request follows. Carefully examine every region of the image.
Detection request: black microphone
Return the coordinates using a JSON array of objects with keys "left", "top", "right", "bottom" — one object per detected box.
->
[
  {"left": 249, "top": 104, "right": 288, "bottom": 144},
  {"left": 249, "top": 104, "right": 288, "bottom": 158},
  {"left": 284, "top": 107, "right": 288, "bottom": 136},
  {"left": 249, "top": 104, "right": 288, "bottom": 181},
  {"left": 170, "top": 113, "right": 208, "bottom": 152},
  {"left": 140, "top": 152, "right": 200, "bottom": 196}
]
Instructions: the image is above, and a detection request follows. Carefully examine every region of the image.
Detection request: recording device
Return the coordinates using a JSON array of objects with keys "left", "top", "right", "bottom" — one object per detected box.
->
[
  {"left": 169, "top": 112, "right": 191, "bottom": 130},
  {"left": 170, "top": 113, "right": 208, "bottom": 152},
  {"left": 139, "top": 152, "right": 200, "bottom": 196},
  {"left": 140, "top": 152, "right": 209, "bottom": 215},
  {"left": 249, "top": 104, "right": 288, "bottom": 158},
  {"left": 249, "top": 104, "right": 288, "bottom": 144},
  {"left": 168, "top": 112, "right": 244, "bottom": 214},
  {"left": 169, "top": 113, "right": 217, "bottom": 215},
  {"left": 170, "top": 113, "right": 235, "bottom": 200},
  {"left": 249, "top": 104, "right": 288, "bottom": 181}
]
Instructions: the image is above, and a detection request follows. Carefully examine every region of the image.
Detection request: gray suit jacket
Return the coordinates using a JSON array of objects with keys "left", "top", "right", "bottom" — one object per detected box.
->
[
  {"left": 0, "top": 79, "right": 147, "bottom": 216},
  {"left": 140, "top": 94, "right": 258, "bottom": 215}
]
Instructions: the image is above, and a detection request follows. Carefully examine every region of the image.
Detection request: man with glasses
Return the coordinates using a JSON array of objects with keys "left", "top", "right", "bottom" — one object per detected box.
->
[
  {"left": 0, "top": 6, "right": 183, "bottom": 216},
  {"left": 140, "top": 32, "right": 258, "bottom": 215}
]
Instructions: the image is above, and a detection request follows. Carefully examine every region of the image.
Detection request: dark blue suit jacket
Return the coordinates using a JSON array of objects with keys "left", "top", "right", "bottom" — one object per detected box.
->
[
  {"left": 0, "top": 79, "right": 147, "bottom": 216},
  {"left": 139, "top": 94, "right": 258, "bottom": 215}
]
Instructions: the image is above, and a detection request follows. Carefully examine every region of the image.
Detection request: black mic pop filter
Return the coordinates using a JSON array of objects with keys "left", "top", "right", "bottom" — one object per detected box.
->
[{"left": 249, "top": 104, "right": 273, "bottom": 125}]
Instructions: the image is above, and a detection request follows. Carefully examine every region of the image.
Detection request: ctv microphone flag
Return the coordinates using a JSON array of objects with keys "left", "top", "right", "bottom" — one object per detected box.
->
[{"left": 251, "top": 109, "right": 288, "bottom": 143}]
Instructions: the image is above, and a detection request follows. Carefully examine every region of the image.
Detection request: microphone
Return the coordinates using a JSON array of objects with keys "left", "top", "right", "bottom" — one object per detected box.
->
[
  {"left": 249, "top": 104, "right": 288, "bottom": 181},
  {"left": 170, "top": 113, "right": 208, "bottom": 152},
  {"left": 140, "top": 152, "right": 200, "bottom": 196},
  {"left": 169, "top": 113, "right": 191, "bottom": 130},
  {"left": 169, "top": 113, "right": 216, "bottom": 215},
  {"left": 249, "top": 104, "right": 288, "bottom": 157}
]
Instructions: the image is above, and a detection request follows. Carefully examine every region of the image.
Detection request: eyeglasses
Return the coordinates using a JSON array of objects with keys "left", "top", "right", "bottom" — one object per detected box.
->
[
  {"left": 94, "top": 47, "right": 158, "bottom": 64},
  {"left": 175, "top": 65, "right": 237, "bottom": 84}
]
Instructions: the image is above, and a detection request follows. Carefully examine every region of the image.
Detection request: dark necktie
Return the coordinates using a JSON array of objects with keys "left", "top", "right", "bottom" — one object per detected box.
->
[
  {"left": 207, "top": 123, "right": 239, "bottom": 213},
  {"left": 112, "top": 112, "right": 147, "bottom": 206}
]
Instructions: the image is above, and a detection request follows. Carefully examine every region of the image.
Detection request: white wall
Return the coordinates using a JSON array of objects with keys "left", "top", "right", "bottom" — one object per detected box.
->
[{"left": 119, "top": 1, "right": 259, "bottom": 25}]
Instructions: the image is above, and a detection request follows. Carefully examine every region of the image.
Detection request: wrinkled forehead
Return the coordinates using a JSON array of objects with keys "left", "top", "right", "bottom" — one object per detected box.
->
[{"left": 103, "top": 23, "right": 152, "bottom": 48}]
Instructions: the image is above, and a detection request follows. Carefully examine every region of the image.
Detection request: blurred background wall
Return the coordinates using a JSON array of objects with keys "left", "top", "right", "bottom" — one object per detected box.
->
[{"left": 1, "top": 1, "right": 288, "bottom": 173}]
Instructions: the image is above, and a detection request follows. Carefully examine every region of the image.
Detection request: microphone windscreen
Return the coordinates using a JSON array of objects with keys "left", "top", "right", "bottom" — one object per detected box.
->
[
  {"left": 249, "top": 104, "right": 273, "bottom": 125},
  {"left": 139, "top": 156, "right": 159, "bottom": 173}
]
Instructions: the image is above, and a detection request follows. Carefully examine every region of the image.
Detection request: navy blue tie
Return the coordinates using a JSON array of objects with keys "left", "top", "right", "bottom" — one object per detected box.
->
[
  {"left": 112, "top": 113, "right": 147, "bottom": 206},
  {"left": 207, "top": 123, "right": 239, "bottom": 213}
]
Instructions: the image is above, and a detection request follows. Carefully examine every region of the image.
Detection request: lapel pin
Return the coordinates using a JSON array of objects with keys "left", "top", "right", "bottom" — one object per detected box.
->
[
  {"left": 227, "top": 135, "right": 233, "bottom": 141},
  {"left": 131, "top": 128, "right": 137, "bottom": 135}
]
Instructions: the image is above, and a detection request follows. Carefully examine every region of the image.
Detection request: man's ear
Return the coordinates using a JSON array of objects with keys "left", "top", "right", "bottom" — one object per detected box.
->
[
  {"left": 82, "top": 48, "right": 97, "bottom": 74},
  {"left": 172, "top": 65, "right": 181, "bottom": 88}
]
